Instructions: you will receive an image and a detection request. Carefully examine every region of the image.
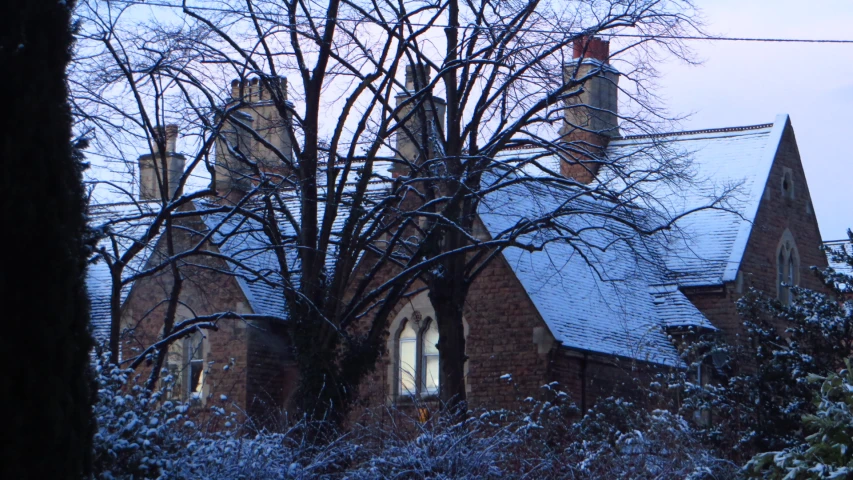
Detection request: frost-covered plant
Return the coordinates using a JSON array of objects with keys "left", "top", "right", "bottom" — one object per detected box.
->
[
  {"left": 91, "top": 354, "right": 352, "bottom": 479},
  {"left": 91, "top": 351, "right": 730, "bottom": 479},
  {"left": 346, "top": 411, "right": 520, "bottom": 479},
  {"left": 746, "top": 359, "right": 853, "bottom": 479},
  {"left": 551, "top": 398, "right": 738, "bottom": 479},
  {"left": 92, "top": 356, "right": 201, "bottom": 478},
  {"left": 673, "top": 232, "right": 853, "bottom": 463}
]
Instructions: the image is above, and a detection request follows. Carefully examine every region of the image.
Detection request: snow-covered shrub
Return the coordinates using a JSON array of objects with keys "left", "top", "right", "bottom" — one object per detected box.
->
[
  {"left": 345, "top": 410, "right": 519, "bottom": 479},
  {"left": 746, "top": 360, "right": 853, "bottom": 479},
  {"left": 91, "top": 352, "right": 730, "bottom": 479},
  {"left": 548, "top": 398, "right": 738, "bottom": 479},
  {"left": 91, "top": 354, "right": 353, "bottom": 479},
  {"left": 672, "top": 237, "right": 853, "bottom": 465},
  {"left": 92, "top": 356, "right": 200, "bottom": 478}
]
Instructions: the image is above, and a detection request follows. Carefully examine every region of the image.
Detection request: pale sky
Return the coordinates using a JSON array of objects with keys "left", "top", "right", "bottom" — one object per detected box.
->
[
  {"left": 85, "top": 1, "right": 851, "bottom": 241},
  {"left": 657, "top": 0, "right": 853, "bottom": 240}
]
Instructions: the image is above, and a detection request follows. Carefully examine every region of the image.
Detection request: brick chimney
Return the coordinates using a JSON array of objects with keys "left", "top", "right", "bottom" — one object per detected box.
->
[
  {"left": 390, "top": 64, "right": 446, "bottom": 178},
  {"left": 215, "top": 76, "right": 292, "bottom": 195},
  {"left": 139, "top": 124, "right": 185, "bottom": 200},
  {"left": 559, "top": 36, "right": 619, "bottom": 183}
]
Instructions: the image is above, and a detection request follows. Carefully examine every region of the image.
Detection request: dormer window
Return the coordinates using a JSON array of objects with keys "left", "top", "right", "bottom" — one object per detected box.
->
[
  {"left": 776, "top": 232, "right": 799, "bottom": 305},
  {"left": 781, "top": 168, "right": 794, "bottom": 200}
]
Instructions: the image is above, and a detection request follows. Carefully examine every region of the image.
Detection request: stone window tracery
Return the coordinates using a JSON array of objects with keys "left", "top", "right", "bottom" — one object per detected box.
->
[
  {"left": 776, "top": 231, "right": 799, "bottom": 305},
  {"left": 396, "top": 313, "right": 440, "bottom": 398}
]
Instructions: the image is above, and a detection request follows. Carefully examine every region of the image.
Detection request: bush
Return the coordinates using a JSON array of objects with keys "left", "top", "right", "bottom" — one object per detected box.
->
[
  {"left": 91, "top": 353, "right": 731, "bottom": 479},
  {"left": 746, "top": 360, "right": 853, "bottom": 479}
]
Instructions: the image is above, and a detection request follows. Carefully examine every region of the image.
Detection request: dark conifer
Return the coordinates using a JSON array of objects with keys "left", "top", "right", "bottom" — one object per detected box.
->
[{"left": 0, "top": 0, "right": 94, "bottom": 477}]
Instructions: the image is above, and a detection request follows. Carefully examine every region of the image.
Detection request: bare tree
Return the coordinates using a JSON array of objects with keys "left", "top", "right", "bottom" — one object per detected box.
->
[{"left": 72, "top": 0, "right": 714, "bottom": 423}]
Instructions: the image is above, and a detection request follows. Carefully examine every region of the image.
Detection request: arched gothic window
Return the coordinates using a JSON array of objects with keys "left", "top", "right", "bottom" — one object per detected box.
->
[
  {"left": 396, "top": 313, "right": 440, "bottom": 398},
  {"left": 776, "top": 233, "right": 799, "bottom": 305}
]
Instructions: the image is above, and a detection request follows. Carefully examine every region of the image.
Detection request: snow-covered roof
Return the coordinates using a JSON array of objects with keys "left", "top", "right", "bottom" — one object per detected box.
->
[
  {"left": 648, "top": 284, "right": 715, "bottom": 330},
  {"left": 477, "top": 117, "right": 790, "bottom": 363},
  {"left": 479, "top": 181, "right": 692, "bottom": 367},
  {"left": 86, "top": 178, "right": 392, "bottom": 336},
  {"left": 607, "top": 116, "right": 787, "bottom": 286},
  {"left": 200, "top": 204, "right": 292, "bottom": 318},
  {"left": 87, "top": 201, "right": 163, "bottom": 340}
]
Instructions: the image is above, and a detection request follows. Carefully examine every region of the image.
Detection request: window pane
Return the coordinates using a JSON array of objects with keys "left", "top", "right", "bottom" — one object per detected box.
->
[
  {"left": 400, "top": 320, "right": 417, "bottom": 340},
  {"left": 423, "top": 355, "right": 439, "bottom": 394},
  {"left": 788, "top": 257, "right": 795, "bottom": 285},
  {"left": 190, "top": 360, "right": 204, "bottom": 398},
  {"left": 423, "top": 321, "right": 439, "bottom": 355},
  {"left": 399, "top": 339, "right": 417, "bottom": 395},
  {"left": 189, "top": 332, "right": 204, "bottom": 361}
]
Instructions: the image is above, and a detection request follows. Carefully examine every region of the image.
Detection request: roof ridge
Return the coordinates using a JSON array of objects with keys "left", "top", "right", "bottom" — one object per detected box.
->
[{"left": 618, "top": 123, "right": 774, "bottom": 141}]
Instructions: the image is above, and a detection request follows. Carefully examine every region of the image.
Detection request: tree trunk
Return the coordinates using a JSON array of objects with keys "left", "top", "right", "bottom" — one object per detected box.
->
[
  {"left": 429, "top": 251, "right": 470, "bottom": 416},
  {"left": 0, "top": 0, "right": 95, "bottom": 477},
  {"left": 289, "top": 306, "right": 348, "bottom": 426}
]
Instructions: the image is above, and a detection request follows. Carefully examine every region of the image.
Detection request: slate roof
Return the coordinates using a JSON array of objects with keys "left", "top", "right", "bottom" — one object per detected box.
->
[
  {"left": 200, "top": 203, "right": 292, "bottom": 318},
  {"left": 607, "top": 116, "right": 788, "bottom": 286},
  {"left": 86, "top": 179, "right": 391, "bottom": 335},
  {"left": 478, "top": 180, "right": 706, "bottom": 367},
  {"left": 87, "top": 201, "right": 162, "bottom": 340},
  {"left": 478, "top": 117, "right": 788, "bottom": 364}
]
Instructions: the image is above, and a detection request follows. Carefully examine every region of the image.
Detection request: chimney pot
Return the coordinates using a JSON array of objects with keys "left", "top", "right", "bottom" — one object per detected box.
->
[
  {"left": 405, "top": 64, "right": 430, "bottom": 91},
  {"left": 573, "top": 36, "right": 610, "bottom": 63},
  {"left": 250, "top": 78, "right": 260, "bottom": 102},
  {"left": 230, "top": 79, "right": 240, "bottom": 100},
  {"left": 165, "top": 124, "right": 178, "bottom": 152}
]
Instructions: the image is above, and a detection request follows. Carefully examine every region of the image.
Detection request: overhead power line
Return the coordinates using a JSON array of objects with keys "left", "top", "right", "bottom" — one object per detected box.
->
[
  {"left": 95, "top": 0, "right": 853, "bottom": 44},
  {"left": 613, "top": 35, "right": 853, "bottom": 44}
]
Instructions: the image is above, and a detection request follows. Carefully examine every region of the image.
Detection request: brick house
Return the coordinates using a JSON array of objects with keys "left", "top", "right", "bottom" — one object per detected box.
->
[{"left": 87, "top": 37, "right": 829, "bottom": 421}]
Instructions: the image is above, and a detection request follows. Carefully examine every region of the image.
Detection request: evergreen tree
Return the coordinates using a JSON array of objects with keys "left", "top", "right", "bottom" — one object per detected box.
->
[
  {"left": 0, "top": 0, "right": 94, "bottom": 477},
  {"left": 747, "top": 361, "right": 853, "bottom": 479}
]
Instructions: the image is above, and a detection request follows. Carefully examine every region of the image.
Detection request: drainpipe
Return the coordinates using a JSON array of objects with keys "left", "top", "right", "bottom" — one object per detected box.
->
[{"left": 581, "top": 352, "right": 588, "bottom": 414}]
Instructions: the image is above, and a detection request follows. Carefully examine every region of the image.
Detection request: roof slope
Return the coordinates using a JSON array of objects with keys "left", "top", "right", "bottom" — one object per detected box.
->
[
  {"left": 477, "top": 117, "right": 790, "bottom": 363},
  {"left": 87, "top": 201, "right": 162, "bottom": 340},
  {"left": 478, "top": 181, "right": 699, "bottom": 366},
  {"left": 606, "top": 116, "right": 788, "bottom": 286},
  {"left": 86, "top": 178, "right": 391, "bottom": 333}
]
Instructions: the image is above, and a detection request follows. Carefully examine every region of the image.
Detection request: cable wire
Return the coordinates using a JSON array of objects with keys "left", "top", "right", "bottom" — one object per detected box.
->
[{"left": 95, "top": 0, "right": 853, "bottom": 44}]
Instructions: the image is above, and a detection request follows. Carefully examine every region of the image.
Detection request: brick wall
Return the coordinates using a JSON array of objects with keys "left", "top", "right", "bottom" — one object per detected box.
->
[
  {"left": 550, "top": 349, "right": 669, "bottom": 412},
  {"left": 119, "top": 211, "right": 292, "bottom": 422},
  {"left": 351, "top": 252, "right": 655, "bottom": 416}
]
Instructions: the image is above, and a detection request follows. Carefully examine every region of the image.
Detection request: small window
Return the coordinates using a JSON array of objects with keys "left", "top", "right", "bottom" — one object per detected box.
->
[
  {"left": 396, "top": 315, "right": 440, "bottom": 398},
  {"left": 776, "top": 236, "right": 799, "bottom": 305},
  {"left": 421, "top": 320, "right": 440, "bottom": 395},
  {"left": 165, "top": 330, "right": 206, "bottom": 402},
  {"left": 187, "top": 332, "right": 205, "bottom": 400},
  {"left": 781, "top": 168, "right": 794, "bottom": 200},
  {"left": 399, "top": 320, "right": 418, "bottom": 396}
]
